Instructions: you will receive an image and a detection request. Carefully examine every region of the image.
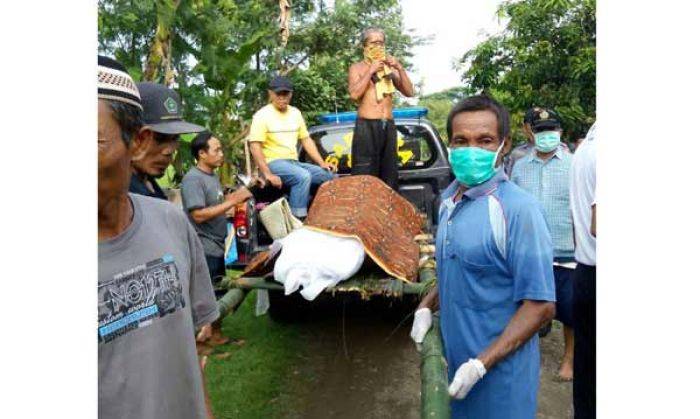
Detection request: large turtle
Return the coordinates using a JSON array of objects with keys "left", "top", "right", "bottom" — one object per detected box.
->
[{"left": 304, "top": 175, "right": 423, "bottom": 283}]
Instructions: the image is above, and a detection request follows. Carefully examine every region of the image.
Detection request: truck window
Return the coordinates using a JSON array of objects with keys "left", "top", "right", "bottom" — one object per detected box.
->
[{"left": 304, "top": 124, "right": 436, "bottom": 174}]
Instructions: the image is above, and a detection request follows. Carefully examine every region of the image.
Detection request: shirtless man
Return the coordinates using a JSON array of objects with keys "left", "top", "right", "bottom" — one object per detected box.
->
[{"left": 347, "top": 27, "right": 414, "bottom": 190}]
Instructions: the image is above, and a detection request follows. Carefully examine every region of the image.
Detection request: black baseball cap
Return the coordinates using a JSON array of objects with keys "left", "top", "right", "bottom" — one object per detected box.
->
[
  {"left": 136, "top": 82, "right": 205, "bottom": 135},
  {"left": 527, "top": 107, "right": 561, "bottom": 131},
  {"left": 268, "top": 75, "right": 294, "bottom": 93},
  {"left": 524, "top": 107, "right": 541, "bottom": 125}
]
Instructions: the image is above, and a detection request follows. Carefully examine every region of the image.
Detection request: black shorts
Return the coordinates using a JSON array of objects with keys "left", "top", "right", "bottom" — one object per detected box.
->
[
  {"left": 554, "top": 265, "right": 574, "bottom": 327},
  {"left": 350, "top": 118, "right": 398, "bottom": 190}
]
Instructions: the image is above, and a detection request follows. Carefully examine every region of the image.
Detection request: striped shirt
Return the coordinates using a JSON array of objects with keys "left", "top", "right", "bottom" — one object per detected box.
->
[{"left": 511, "top": 147, "right": 574, "bottom": 260}]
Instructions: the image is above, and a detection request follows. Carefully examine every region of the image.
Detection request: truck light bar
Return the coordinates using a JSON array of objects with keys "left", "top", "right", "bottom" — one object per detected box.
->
[{"left": 318, "top": 107, "right": 428, "bottom": 124}]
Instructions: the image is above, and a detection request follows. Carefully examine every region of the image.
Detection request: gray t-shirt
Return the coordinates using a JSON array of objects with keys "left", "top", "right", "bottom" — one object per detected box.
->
[
  {"left": 98, "top": 193, "right": 219, "bottom": 419},
  {"left": 181, "top": 167, "right": 228, "bottom": 257}
]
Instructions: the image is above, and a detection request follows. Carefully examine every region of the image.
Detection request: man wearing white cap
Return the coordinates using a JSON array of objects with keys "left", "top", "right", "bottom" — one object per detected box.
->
[{"left": 98, "top": 55, "right": 217, "bottom": 419}]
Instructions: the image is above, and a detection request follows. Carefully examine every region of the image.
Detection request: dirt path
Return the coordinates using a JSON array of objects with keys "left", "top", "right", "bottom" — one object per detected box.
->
[
  {"left": 538, "top": 321, "right": 574, "bottom": 419},
  {"left": 283, "top": 296, "right": 572, "bottom": 418}
]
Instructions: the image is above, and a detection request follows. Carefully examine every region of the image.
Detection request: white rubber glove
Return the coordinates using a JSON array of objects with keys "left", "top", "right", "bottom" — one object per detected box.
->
[
  {"left": 448, "top": 358, "right": 487, "bottom": 400},
  {"left": 410, "top": 308, "right": 432, "bottom": 343}
]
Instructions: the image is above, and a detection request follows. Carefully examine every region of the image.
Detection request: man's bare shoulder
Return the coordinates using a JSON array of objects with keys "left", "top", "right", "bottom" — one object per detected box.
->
[{"left": 349, "top": 61, "right": 367, "bottom": 73}]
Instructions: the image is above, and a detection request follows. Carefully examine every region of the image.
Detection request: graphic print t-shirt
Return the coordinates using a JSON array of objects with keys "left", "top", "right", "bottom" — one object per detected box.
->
[{"left": 98, "top": 193, "right": 219, "bottom": 419}]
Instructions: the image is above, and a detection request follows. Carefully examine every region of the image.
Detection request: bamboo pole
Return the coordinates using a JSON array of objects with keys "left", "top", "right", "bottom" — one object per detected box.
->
[
  {"left": 216, "top": 288, "right": 247, "bottom": 319},
  {"left": 420, "top": 315, "right": 450, "bottom": 419},
  {"left": 221, "top": 275, "right": 432, "bottom": 296},
  {"left": 223, "top": 276, "right": 283, "bottom": 291},
  {"left": 419, "top": 267, "right": 437, "bottom": 284}
]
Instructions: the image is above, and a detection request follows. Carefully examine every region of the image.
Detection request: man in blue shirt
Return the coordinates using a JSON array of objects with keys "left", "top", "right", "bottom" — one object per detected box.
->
[
  {"left": 511, "top": 108, "right": 576, "bottom": 381},
  {"left": 410, "top": 95, "right": 556, "bottom": 418}
]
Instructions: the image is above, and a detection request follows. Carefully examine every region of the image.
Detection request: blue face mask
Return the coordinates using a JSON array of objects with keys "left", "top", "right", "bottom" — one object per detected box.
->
[
  {"left": 448, "top": 141, "right": 504, "bottom": 187},
  {"left": 534, "top": 130, "right": 561, "bottom": 153}
]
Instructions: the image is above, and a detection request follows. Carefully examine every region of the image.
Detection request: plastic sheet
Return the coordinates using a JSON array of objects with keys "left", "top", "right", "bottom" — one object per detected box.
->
[{"left": 273, "top": 227, "right": 365, "bottom": 301}]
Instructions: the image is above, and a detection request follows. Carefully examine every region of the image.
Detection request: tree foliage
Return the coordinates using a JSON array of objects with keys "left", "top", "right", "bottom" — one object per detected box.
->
[
  {"left": 98, "top": 0, "right": 423, "bottom": 184},
  {"left": 458, "top": 0, "right": 596, "bottom": 142},
  {"left": 418, "top": 87, "right": 468, "bottom": 142}
]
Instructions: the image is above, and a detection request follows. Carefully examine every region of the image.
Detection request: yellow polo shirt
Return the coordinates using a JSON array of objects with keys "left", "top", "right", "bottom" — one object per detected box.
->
[{"left": 248, "top": 104, "right": 310, "bottom": 162}]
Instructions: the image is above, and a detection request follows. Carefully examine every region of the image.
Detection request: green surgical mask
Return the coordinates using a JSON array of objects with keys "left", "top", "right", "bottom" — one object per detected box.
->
[
  {"left": 534, "top": 130, "right": 561, "bottom": 153},
  {"left": 448, "top": 142, "right": 504, "bottom": 187}
]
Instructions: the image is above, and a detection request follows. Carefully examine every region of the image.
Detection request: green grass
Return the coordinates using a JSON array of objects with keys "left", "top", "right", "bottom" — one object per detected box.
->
[{"left": 204, "top": 292, "right": 310, "bottom": 419}]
